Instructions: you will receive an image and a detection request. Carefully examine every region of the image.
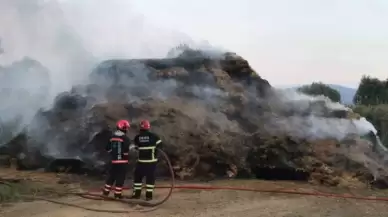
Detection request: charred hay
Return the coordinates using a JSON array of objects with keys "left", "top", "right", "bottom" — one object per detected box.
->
[{"left": 1, "top": 50, "right": 388, "bottom": 188}]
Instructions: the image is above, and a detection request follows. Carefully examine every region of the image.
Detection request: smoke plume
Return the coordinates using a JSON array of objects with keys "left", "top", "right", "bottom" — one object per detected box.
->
[
  {"left": 0, "top": 0, "right": 197, "bottom": 146},
  {"left": 264, "top": 88, "right": 378, "bottom": 141}
]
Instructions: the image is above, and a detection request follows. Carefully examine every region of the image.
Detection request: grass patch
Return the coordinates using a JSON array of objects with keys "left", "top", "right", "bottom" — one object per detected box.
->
[{"left": 0, "top": 180, "right": 60, "bottom": 203}]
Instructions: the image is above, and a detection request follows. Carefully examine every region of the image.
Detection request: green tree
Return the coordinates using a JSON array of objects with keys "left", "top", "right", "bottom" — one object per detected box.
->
[
  {"left": 353, "top": 105, "right": 388, "bottom": 147},
  {"left": 297, "top": 82, "right": 341, "bottom": 102},
  {"left": 353, "top": 75, "right": 388, "bottom": 105}
]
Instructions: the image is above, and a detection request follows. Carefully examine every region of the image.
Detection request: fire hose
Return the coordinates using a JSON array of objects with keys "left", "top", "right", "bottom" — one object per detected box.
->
[
  {"left": 0, "top": 149, "right": 175, "bottom": 213},
  {"left": 3, "top": 149, "right": 388, "bottom": 214}
]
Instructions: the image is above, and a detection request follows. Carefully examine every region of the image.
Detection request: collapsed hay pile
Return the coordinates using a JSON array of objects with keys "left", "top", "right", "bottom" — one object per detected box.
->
[{"left": 1, "top": 48, "right": 388, "bottom": 188}]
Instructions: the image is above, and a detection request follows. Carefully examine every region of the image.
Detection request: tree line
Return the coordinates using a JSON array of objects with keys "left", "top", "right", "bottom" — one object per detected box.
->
[{"left": 297, "top": 76, "right": 388, "bottom": 105}]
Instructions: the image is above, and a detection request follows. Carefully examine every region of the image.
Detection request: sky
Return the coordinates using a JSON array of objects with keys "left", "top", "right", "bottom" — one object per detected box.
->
[
  {"left": 4, "top": 0, "right": 388, "bottom": 88},
  {"left": 130, "top": 0, "right": 388, "bottom": 88}
]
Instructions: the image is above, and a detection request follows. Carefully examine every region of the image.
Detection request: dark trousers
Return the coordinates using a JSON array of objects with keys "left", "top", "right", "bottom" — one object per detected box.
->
[
  {"left": 103, "top": 163, "right": 128, "bottom": 197},
  {"left": 132, "top": 162, "right": 157, "bottom": 199}
]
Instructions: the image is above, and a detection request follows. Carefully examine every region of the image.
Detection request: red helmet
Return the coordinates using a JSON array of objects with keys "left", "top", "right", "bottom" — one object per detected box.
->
[
  {"left": 140, "top": 120, "right": 151, "bottom": 130},
  {"left": 116, "top": 120, "right": 130, "bottom": 131}
]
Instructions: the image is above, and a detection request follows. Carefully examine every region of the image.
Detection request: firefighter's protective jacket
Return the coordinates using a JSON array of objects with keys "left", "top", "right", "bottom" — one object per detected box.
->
[
  {"left": 133, "top": 131, "right": 162, "bottom": 163},
  {"left": 106, "top": 130, "right": 131, "bottom": 164}
]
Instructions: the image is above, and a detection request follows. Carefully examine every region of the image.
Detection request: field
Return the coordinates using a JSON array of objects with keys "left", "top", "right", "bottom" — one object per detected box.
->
[{"left": 1, "top": 168, "right": 388, "bottom": 217}]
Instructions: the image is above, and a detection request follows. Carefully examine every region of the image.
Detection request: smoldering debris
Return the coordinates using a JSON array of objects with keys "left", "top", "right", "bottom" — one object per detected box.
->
[{"left": 0, "top": 48, "right": 387, "bottom": 189}]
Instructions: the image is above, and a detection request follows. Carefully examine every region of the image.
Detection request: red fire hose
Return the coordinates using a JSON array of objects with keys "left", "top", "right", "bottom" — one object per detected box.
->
[
  {"left": 83, "top": 148, "right": 388, "bottom": 204},
  {"left": 156, "top": 185, "right": 388, "bottom": 202},
  {"left": 85, "top": 184, "right": 388, "bottom": 203},
  {"left": 3, "top": 148, "right": 388, "bottom": 214}
]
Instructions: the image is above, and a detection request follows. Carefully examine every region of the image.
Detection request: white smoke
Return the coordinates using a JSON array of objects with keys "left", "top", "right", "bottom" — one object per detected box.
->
[
  {"left": 0, "top": 0, "right": 196, "bottom": 89},
  {"left": 0, "top": 0, "right": 197, "bottom": 146},
  {"left": 266, "top": 88, "right": 377, "bottom": 141},
  {"left": 274, "top": 88, "right": 349, "bottom": 112},
  {"left": 265, "top": 88, "right": 388, "bottom": 179}
]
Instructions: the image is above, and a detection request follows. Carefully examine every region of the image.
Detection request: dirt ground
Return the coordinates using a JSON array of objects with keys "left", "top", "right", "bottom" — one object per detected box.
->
[{"left": 1, "top": 169, "right": 388, "bottom": 217}]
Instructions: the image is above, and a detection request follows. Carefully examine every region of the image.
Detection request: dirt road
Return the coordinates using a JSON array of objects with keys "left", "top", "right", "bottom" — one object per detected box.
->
[{"left": 1, "top": 169, "right": 388, "bottom": 217}]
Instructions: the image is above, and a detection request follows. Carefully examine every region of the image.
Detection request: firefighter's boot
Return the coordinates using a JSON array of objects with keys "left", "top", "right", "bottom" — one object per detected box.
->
[
  {"left": 102, "top": 190, "right": 109, "bottom": 196},
  {"left": 131, "top": 190, "right": 141, "bottom": 199},
  {"left": 102, "top": 184, "right": 111, "bottom": 196},
  {"left": 114, "top": 193, "right": 123, "bottom": 199},
  {"left": 145, "top": 191, "right": 153, "bottom": 201},
  {"left": 102, "top": 189, "right": 110, "bottom": 196}
]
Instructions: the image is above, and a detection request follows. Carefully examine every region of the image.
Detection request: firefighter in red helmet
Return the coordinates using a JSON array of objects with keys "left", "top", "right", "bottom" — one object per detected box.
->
[
  {"left": 102, "top": 119, "right": 131, "bottom": 199},
  {"left": 130, "top": 120, "right": 163, "bottom": 201}
]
